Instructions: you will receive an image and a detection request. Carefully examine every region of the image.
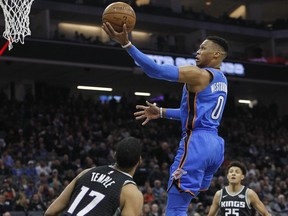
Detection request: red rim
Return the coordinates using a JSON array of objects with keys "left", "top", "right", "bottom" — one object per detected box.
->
[{"left": 0, "top": 40, "right": 9, "bottom": 56}]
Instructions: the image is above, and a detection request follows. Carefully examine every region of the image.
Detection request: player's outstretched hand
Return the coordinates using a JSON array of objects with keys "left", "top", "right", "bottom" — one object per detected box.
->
[
  {"left": 102, "top": 23, "right": 130, "bottom": 46},
  {"left": 134, "top": 101, "right": 161, "bottom": 125}
]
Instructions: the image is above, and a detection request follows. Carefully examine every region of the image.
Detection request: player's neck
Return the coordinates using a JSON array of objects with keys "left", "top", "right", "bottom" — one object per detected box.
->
[
  {"left": 113, "top": 163, "right": 135, "bottom": 176},
  {"left": 228, "top": 184, "right": 243, "bottom": 193}
]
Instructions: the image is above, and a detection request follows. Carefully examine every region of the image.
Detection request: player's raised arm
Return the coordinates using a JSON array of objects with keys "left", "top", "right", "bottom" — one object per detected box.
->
[{"left": 103, "top": 23, "right": 224, "bottom": 93}]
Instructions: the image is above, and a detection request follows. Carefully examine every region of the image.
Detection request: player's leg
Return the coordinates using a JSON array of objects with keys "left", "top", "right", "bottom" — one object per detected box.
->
[
  {"left": 200, "top": 136, "right": 225, "bottom": 190},
  {"left": 166, "top": 184, "right": 193, "bottom": 216}
]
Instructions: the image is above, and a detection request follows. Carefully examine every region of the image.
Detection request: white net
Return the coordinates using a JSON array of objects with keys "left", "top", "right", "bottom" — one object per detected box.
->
[{"left": 0, "top": 0, "right": 34, "bottom": 50}]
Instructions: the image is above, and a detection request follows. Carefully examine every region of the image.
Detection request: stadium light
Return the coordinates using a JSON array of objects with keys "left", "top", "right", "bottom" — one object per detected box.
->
[
  {"left": 134, "top": 92, "right": 151, "bottom": 96},
  {"left": 238, "top": 99, "right": 258, "bottom": 108},
  {"left": 77, "top": 86, "right": 113, "bottom": 92},
  {"left": 238, "top": 99, "right": 251, "bottom": 104}
]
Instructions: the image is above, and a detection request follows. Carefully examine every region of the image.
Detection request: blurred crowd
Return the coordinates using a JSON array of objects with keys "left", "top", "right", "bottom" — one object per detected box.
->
[{"left": 0, "top": 89, "right": 287, "bottom": 216}]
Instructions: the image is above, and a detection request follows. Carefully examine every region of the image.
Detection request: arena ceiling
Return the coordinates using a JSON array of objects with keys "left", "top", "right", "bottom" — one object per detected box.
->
[
  {"left": 0, "top": 0, "right": 287, "bottom": 114},
  {"left": 180, "top": 0, "right": 288, "bottom": 22}
]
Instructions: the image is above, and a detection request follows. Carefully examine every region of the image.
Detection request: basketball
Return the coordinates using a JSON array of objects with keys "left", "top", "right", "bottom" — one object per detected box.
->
[{"left": 102, "top": 2, "right": 136, "bottom": 33}]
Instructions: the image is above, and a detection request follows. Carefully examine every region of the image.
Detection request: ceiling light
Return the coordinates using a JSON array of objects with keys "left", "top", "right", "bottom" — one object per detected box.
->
[
  {"left": 134, "top": 92, "right": 151, "bottom": 96},
  {"left": 77, "top": 86, "right": 112, "bottom": 92},
  {"left": 238, "top": 99, "right": 258, "bottom": 108},
  {"left": 206, "top": 0, "right": 212, "bottom": 6},
  {"left": 238, "top": 99, "right": 251, "bottom": 104},
  {"left": 230, "top": 5, "right": 246, "bottom": 19}
]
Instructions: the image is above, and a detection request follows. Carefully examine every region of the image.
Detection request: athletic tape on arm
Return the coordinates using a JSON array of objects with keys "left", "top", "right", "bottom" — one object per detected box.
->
[
  {"left": 166, "top": 108, "right": 181, "bottom": 120},
  {"left": 127, "top": 46, "right": 179, "bottom": 82}
]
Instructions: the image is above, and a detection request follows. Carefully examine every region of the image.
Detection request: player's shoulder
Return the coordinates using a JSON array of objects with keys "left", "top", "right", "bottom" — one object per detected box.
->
[
  {"left": 213, "top": 189, "right": 222, "bottom": 200},
  {"left": 121, "top": 183, "right": 143, "bottom": 200},
  {"left": 204, "top": 67, "right": 226, "bottom": 81},
  {"left": 215, "top": 189, "right": 222, "bottom": 196},
  {"left": 77, "top": 168, "right": 93, "bottom": 178},
  {"left": 246, "top": 187, "right": 260, "bottom": 201},
  {"left": 211, "top": 189, "right": 222, "bottom": 203},
  {"left": 246, "top": 187, "right": 256, "bottom": 197}
]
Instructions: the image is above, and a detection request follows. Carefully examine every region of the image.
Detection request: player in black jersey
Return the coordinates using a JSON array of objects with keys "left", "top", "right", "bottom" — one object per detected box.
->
[
  {"left": 44, "top": 137, "right": 144, "bottom": 216},
  {"left": 208, "top": 161, "right": 270, "bottom": 216}
]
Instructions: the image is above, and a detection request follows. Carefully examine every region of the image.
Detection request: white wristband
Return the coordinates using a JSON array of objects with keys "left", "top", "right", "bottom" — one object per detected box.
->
[
  {"left": 121, "top": 41, "right": 132, "bottom": 49},
  {"left": 160, "top": 107, "right": 163, "bottom": 118}
]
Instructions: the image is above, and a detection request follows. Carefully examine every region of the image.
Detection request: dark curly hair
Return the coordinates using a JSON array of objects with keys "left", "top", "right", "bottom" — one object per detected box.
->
[{"left": 226, "top": 161, "right": 247, "bottom": 175}]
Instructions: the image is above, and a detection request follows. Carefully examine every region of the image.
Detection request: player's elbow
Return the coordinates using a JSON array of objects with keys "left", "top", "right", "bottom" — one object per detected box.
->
[{"left": 44, "top": 209, "right": 56, "bottom": 216}]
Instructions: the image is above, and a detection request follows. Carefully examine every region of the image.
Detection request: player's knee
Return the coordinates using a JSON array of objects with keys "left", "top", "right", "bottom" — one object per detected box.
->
[{"left": 165, "top": 207, "right": 188, "bottom": 216}]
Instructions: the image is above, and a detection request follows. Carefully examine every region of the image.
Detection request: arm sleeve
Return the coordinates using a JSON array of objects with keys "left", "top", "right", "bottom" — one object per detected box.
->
[
  {"left": 127, "top": 45, "right": 179, "bottom": 82},
  {"left": 165, "top": 108, "right": 181, "bottom": 120}
]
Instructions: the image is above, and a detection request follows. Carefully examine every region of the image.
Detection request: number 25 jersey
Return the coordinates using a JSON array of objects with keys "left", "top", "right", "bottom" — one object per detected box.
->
[{"left": 219, "top": 186, "right": 252, "bottom": 216}]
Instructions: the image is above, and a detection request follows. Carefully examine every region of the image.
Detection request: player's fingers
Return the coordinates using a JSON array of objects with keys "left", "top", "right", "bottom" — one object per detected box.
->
[
  {"left": 135, "top": 115, "right": 145, "bottom": 120},
  {"left": 145, "top": 100, "right": 152, "bottom": 105},
  {"left": 102, "top": 23, "right": 115, "bottom": 38},
  {"left": 102, "top": 23, "right": 109, "bottom": 33},
  {"left": 146, "top": 101, "right": 155, "bottom": 107},
  {"left": 123, "top": 24, "right": 128, "bottom": 34},
  {"left": 134, "top": 111, "right": 144, "bottom": 116},
  {"left": 105, "top": 22, "right": 117, "bottom": 35},
  {"left": 136, "top": 105, "right": 147, "bottom": 110},
  {"left": 142, "top": 119, "right": 149, "bottom": 126}
]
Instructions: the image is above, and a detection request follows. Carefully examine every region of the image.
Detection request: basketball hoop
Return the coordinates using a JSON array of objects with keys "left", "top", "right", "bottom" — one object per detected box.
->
[{"left": 0, "top": 0, "right": 34, "bottom": 51}]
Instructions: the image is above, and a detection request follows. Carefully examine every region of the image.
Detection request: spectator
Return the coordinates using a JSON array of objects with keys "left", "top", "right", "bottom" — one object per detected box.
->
[
  {"left": 148, "top": 165, "right": 163, "bottom": 185},
  {"left": 11, "top": 160, "right": 26, "bottom": 180},
  {"left": 14, "top": 191, "right": 29, "bottom": 212},
  {"left": 144, "top": 186, "right": 155, "bottom": 204},
  {"left": 35, "top": 160, "right": 51, "bottom": 176},
  {"left": 60, "top": 154, "right": 76, "bottom": 172},
  {"left": 187, "top": 202, "right": 197, "bottom": 216},
  {"left": 63, "top": 169, "right": 76, "bottom": 182},
  {"left": 25, "top": 160, "right": 38, "bottom": 179},
  {"left": 48, "top": 169, "right": 63, "bottom": 196},
  {"left": 36, "top": 142, "right": 49, "bottom": 159},
  {"left": 0, "top": 194, "right": 12, "bottom": 215},
  {"left": 215, "top": 176, "right": 225, "bottom": 190},
  {"left": 142, "top": 203, "right": 153, "bottom": 216},
  {"left": 37, "top": 173, "right": 54, "bottom": 204},
  {"left": 151, "top": 203, "right": 161, "bottom": 216},
  {"left": 152, "top": 180, "right": 165, "bottom": 201},
  {"left": 151, "top": 141, "right": 173, "bottom": 166},
  {"left": 49, "top": 159, "right": 62, "bottom": 173},
  {"left": 3, "top": 212, "right": 12, "bottom": 216},
  {"left": 0, "top": 179, "right": 16, "bottom": 205},
  {"left": 271, "top": 194, "right": 288, "bottom": 216},
  {"left": 28, "top": 193, "right": 47, "bottom": 212},
  {"left": 0, "top": 159, "right": 10, "bottom": 176},
  {"left": 24, "top": 180, "right": 38, "bottom": 199},
  {"left": 1, "top": 151, "right": 14, "bottom": 168}
]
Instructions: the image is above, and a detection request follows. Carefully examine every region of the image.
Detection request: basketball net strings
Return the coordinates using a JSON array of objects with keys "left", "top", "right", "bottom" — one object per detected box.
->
[{"left": 0, "top": 40, "right": 9, "bottom": 56}]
